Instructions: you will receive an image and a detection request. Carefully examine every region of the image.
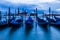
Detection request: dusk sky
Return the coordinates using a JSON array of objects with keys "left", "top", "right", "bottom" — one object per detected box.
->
[{"left": 0, "top": 0, "right": 60, "bottom": 13}]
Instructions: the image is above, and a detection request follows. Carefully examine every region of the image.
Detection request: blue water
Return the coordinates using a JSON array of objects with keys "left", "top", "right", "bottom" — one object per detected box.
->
[
  {"left": 0, "top": 16, "right": 60, "bottom": 40},
  {"left": 0, "top": 25, "right": 60, "bottom": 40}
]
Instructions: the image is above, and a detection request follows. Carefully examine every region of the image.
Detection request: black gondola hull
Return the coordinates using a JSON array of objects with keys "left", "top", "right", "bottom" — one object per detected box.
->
[{"left": 0, "top": 23, "right": 8, "bottom": 30}]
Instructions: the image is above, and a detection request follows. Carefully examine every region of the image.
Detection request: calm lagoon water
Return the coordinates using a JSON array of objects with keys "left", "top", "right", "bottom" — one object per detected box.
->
[{"left": 0, "top": 16, "right": 60, "bottom": 40}]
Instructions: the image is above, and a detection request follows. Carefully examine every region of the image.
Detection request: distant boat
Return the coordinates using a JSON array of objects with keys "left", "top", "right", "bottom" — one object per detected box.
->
[{"left": 37, "top": 17, "right": 48, "bottom": 27}]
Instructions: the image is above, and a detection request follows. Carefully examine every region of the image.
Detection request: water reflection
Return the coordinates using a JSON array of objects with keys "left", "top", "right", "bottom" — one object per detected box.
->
[
  {"left": 0, "top": 25, "right": 60, "bottom": 40},
  {"left": 0, "top": 16, "right": 60, "bottom": 40}
]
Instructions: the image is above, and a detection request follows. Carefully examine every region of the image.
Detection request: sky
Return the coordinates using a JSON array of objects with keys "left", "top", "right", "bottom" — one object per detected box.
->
[{"left": 0, "top": 0, "right": 60, "bottom": 14}]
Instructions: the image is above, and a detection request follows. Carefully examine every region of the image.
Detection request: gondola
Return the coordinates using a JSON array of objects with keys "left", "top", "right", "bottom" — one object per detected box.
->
[
  {"left": 9, "top": 16, "right": 23, "bottom": 35},
  {"left": 16, "top": 18, "right": 23, "bottom": 26},
  {"left": 50, "top": 21, "right": 60, "bottom": 31},
  {"left": 37, "top": 17, "right": 48, "bottom": 27},
  {"left": 51, "top": 16, "right": 60, "bottom": 28},
  {"left": 37, "top": 17, "right": 48, "bottom": 32},
  {"left": 8, "top": 18, "right": 13, "bottom": 27},
  {"left": 46, "top": 16, "right": 56, "bottom": 23},
  {"left": 51, "top": 22, "right": 60, "bottom": 27},
  {"left": 8, "top": 16, "right": 23, "bottom": 27},
  {"left": 46, "top": 16, "right": 57, "bottom": 26},
  {"left": 0, "top": 20, "right": 8, "bottom": 30},
  {"left": 0, "top": 22, "right": 7, "bottom": 30},
  {"left": 25, "top": 16, "right": 33, "bottom": 35}
]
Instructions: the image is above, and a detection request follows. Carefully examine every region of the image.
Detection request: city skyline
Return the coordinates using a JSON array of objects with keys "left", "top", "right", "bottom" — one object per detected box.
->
[{"left": 0, "top": 0, "right": 60, "bottom": 14}]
